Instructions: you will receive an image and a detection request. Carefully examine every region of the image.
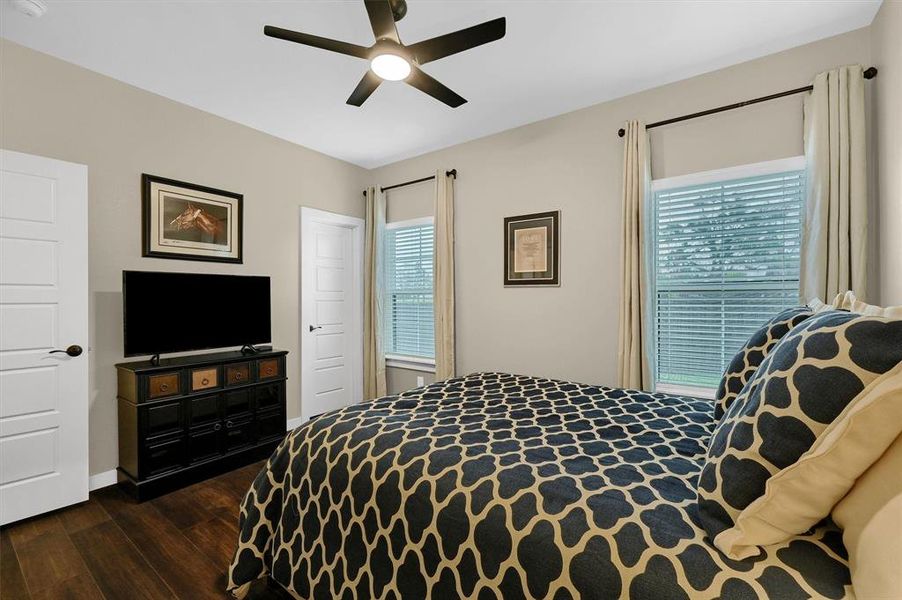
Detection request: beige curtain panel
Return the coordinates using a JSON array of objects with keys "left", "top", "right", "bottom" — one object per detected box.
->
[
  {"left": 363, "top": 186, "right": 387, "bottom": 399},
  {"left": 617, "top": 120, "right": 653, "bottom": 391},
  {"left": 801, "top": 65, "right": 868, "bottom": 303},
  {"left": 434, "top": 170, "right": 456, "bottom": 380}
]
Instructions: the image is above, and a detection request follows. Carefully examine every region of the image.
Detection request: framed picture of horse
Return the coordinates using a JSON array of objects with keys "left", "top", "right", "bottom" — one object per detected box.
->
[{"left": 142, "top": 174, "right": 243, "bottom": 263}]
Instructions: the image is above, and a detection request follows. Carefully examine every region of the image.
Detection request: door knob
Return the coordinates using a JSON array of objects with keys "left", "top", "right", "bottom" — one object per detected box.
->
[
  {"left": 309, "top": 325, "right": 323, "bottom": 332},
  {"left": 49, "top": 345, "right": 83, "bottom": 357}
]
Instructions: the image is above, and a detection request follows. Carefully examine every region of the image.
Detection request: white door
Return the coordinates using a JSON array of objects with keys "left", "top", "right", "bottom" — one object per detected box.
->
[
  {"left": 0, "top": 149, "right": 88, "bottom": 525},
  {"left": 300, "top": 207, "right": 363, "bottom": 422}
]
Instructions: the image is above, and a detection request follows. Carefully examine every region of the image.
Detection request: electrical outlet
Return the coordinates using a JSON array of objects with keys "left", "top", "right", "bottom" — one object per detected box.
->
[{"left": 416, "top": 376, "right": 425, "bottom": 387}]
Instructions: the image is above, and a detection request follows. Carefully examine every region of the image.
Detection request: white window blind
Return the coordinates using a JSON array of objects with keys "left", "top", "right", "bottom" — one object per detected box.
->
[
  {"left": 385, "top": 222, "right": 435, "bottom": 359},
  {"left": 653, "top": 166, "right": 805, "bottom": 390}
]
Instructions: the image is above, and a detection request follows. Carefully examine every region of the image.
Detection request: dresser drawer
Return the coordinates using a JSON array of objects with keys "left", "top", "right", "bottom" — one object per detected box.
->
[
  {"left": 191, "top": 367, "right": 218, "bottom": 392},
  {"left": 143, "top": 400, "right": 182, "bottom": 439},
  {"left": 144, "top": 436, "right": 185, "bottom": 477},
  {"left": 148, "top": 372, "right": 180, "bottom": 399},
  {"left": 226, "top": 363, "right": 251, "bottom": 386},
  {"left": 257, "top": 358, "right": 280, "bottom": 380},
  {"left": 187, "top": 393, "right": 220, "bottom": 427}
]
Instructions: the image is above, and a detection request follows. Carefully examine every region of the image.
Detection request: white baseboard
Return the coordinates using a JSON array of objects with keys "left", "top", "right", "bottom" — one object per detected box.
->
[
  {"left": 89, "top": 469, "right": 117, "bottom": 491},
  {"left": 286, "top": 416, "right": 305, "bottom": 430}
]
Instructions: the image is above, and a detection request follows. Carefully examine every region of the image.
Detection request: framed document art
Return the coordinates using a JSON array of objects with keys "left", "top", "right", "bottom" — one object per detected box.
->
[
  {"left": 142, "top": 174, "right": 243, "bottom": 263},
  {"left": 504, "top": 210, "right": 559, "bottom": 286}
]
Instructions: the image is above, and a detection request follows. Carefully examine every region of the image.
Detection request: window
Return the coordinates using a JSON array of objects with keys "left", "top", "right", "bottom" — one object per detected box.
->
[
  {"left": 384, "top": 218, "right": 435, "bottom": 364},
  {"left": 652, "top": 157, "right": 806, "bottom": 396}
]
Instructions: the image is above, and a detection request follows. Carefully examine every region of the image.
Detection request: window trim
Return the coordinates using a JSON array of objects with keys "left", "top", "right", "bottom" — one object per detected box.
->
[
  {"left": 386, "top": 216, "right": 434, "bottom": 230},
  {"left": 651, "top": 156, "right": 805, "bottom": 193},
  {"left": 656, "top": 383, "right": 717, "bottom": 400},
  {"left": 385, "top": 353, "right": 436, "bottom": 372},
  {"left": 649, "top": 156, "right": 806, "bottom": 397},
  {"left": 384, "top": 216, "right": 436, "bottom": 364}
]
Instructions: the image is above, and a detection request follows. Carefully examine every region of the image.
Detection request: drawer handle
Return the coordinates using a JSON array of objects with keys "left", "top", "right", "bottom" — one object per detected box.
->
[
  {"left": 226, "top": 420, "right": 234, "bottom": 428},
  {"left": 159, "top": 383, "right": 169, "bottom": 391},
  {"left": 213, "top": 423, "right": 222, "bottom": 431},
  {"left": 201, "top": 378, "right": 209, "bottom": 386},
  {"left": 235, "top": 373, "right": 243, "bottom": 380},
  {"left": 150, "top": 449, "right": 167, "bottom": 458}
]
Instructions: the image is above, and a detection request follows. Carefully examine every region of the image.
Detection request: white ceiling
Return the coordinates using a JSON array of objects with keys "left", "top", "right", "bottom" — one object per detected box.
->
[{"left": 1, "top": 0, "right": 881, "bottom": 169}]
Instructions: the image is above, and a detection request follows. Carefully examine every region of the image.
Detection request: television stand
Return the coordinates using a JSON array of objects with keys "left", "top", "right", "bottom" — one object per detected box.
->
[{"left": 116, "top": 348, "right": 288, "bottom": 501}]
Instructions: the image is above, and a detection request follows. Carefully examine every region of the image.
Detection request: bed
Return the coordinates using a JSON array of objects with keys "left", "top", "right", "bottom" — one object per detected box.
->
[{"left": 227, "top": 372, "right": 851, "bottom": 599}]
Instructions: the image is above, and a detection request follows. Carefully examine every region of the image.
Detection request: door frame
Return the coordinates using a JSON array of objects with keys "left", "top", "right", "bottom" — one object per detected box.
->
[{"left": 299, "top": 207, "right": 364, "bottom": 423}]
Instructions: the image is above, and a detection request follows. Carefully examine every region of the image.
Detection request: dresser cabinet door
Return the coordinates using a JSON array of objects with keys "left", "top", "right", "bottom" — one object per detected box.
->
[
  {"left": 144, "top": 436, "right": 185, "bottom": 477},
  {"left": 257, "top": 410, "right": 285, "bottom": 443},
  {"left": 223, "top": 417, "right": 254, "bottom": 452},
  {"left": 255, "top": 384, "right": 282, "bottom": 412},
  {"left": 188, "top": 424, "right": 221, "bottom": 464},
  {"left": 143, "top": 400, "right": 182, "bottom": 439},
  {"left": 187, "top": 394, "right": 220, "bottom": 427},
  {"left": 224, "top": 389, "right": 253, "bottom": 418}
]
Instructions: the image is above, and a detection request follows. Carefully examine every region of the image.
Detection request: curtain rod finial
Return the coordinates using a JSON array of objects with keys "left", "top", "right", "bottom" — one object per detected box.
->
[
  {"left": 864, "top": 66, "right": 878, "bottom": 79},
  {"left": 617, "top": 128, "right": 625, "bottom": 138}
]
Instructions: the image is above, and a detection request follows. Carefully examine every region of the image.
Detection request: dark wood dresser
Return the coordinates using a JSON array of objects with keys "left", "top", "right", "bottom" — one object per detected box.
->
[{"left": 116, "top": 348, "right": 288, "bottom": 500}]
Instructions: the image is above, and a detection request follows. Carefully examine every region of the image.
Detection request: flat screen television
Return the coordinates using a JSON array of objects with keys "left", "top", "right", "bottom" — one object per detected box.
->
[{"left": 123, "top": 271, "right": 271, "bottom": 357}]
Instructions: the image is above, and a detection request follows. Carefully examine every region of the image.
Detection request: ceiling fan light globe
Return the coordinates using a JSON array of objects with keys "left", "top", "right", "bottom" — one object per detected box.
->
[{"left": 370, "top": 54, "right": 410, "bottom": 81}]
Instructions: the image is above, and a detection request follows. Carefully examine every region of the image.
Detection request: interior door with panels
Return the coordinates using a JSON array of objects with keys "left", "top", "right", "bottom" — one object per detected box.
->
[
  {"left": 0, "top": 149, "right": 88, "bottom": 525},
  {"left": 300, "top": 208, "right": 364, "bottom": 422}
]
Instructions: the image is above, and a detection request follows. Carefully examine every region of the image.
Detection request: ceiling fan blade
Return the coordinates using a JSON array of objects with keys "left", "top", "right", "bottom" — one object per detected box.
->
[
  {"left": 405, "top": 66, "right": 466, "bottom": 108},
  {"left": 264, "top": 25, "right": 370, "bottom": 59},
  {"left": 407, "top": 17, "right": 506, "bottom": 65},
  {"left": 347, "top": 70, "right": 382, "bottom": 106},
  {"left": 364, "top": 0, "right": 400, "bottom": 43}
]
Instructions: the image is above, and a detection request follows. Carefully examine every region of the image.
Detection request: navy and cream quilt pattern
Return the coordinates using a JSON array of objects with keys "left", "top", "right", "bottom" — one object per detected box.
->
[{"left": 228, "top": 373, "right": 850, "bottom": 599}]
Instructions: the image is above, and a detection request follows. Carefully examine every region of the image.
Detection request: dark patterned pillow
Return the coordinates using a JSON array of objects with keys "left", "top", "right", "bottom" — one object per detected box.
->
[
  {"left": 714, "top": 306, "right": 814, "bottom": 420},
  {"left": 698, "top": 310, "right": 902, "bottom": 545}
]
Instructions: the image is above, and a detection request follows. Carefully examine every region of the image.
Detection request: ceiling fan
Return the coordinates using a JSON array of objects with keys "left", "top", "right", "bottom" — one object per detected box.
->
[{"left": 264, "top": 0, "right": 506, "bottom": 108}]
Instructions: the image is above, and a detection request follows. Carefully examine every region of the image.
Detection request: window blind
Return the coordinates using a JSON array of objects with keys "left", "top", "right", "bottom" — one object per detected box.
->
[
  {"left": 385, "top": 223, "right": 435, "bottom": 359},
  {"left": 653, "top": 169, "right": 805, "bottom": 389}
]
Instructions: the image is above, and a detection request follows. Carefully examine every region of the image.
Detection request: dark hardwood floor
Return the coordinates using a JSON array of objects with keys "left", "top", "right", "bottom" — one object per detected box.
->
[{"left": 0, "top": 461, "right": 292, "bottom": 600}]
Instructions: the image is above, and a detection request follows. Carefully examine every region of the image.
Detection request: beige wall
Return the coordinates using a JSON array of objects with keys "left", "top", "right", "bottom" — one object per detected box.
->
[
  {"left": 0, "top": 40, "right": 369, "bottom": 477},
  {"left": 1, "top": 19, "right": 893, "bottom": 476},
  {"left": 370, "top": 28, "right": 874, "bottom": 388},
  {"left": 872, "top": 1, "right": 902, "bottom": 305}
]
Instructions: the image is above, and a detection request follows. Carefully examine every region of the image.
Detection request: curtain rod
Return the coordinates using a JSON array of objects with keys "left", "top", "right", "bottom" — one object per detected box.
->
[
  {"left": 363, "top": 169, "right": 457, "bottom": 196},
  {"left": 617, "top": 66, "right": 878, "bottom": 137}
]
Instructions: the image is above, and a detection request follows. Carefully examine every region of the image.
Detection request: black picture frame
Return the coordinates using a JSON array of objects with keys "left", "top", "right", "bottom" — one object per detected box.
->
[
  {"left": 504, "top": 210, "right": 560, "bottom": 286},
  {"left": 141, "top": 174, "right": 243, "bottom": 264}
]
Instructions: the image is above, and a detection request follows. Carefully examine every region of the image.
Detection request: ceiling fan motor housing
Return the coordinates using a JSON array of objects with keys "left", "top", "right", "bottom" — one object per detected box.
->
[{"left": 388, "top": 0, "right": 407, "bottom": 22}]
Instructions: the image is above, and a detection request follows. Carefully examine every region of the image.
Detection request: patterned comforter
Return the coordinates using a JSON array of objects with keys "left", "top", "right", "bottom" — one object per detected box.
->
[{"left": 228, "top": 373, "right": 851, "bottom": 599}]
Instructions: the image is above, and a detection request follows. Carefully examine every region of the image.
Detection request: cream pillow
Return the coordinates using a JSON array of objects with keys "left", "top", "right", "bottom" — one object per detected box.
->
[
  {"left": 833, "top": 433, "right": 902, "bottom": 599},
  {"left": 713, "top": 361, "right": 902, "bottom": 559},
  {"left": 841, "top": 291, "right": 902, "bottom": 318}
]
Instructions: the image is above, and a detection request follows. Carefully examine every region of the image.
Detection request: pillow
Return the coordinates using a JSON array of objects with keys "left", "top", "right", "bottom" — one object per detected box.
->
[
  {"left": 697, "top": 310, "right": 902, "bottom": 553},
  {"left": 833, "top": 433, "right": 902, "bottom": 598},
  {"left": 713, "top": 306, "right": 814, "bottom": 421},
  {"left": 713, "top": 361, "right": 902, "bottom": 558}
]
